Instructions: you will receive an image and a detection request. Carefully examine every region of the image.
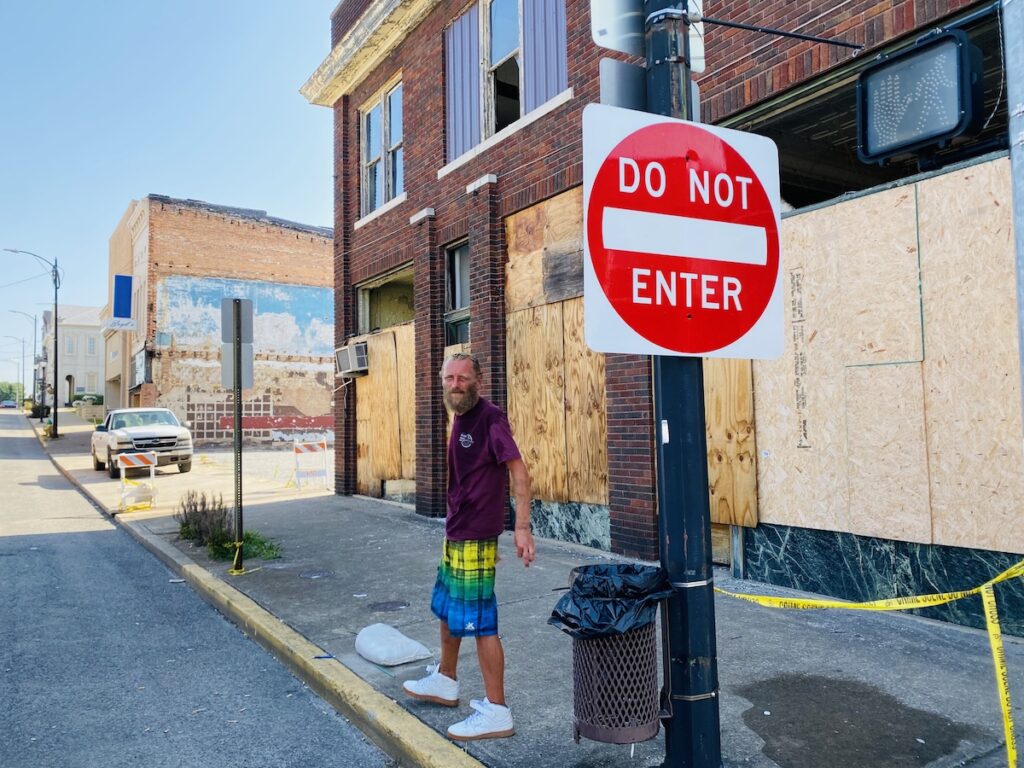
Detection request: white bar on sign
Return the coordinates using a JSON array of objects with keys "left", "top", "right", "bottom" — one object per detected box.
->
[{"left": 603, "top": 207, "right": 767, "bottom": 265}]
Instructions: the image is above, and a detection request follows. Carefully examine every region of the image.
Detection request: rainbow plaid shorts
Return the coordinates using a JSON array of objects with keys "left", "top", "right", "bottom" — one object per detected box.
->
[{"left": 430, "top": 537, "right": 499, "bottom": 638}]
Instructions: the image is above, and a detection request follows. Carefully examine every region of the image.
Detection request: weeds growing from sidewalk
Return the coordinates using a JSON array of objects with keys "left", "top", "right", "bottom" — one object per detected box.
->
[
  {"left": 174, "top": 491, "right": 281, "bottom": 560},
  {"left": 207, "top": 530, "right": 282, "bottom": 561}
]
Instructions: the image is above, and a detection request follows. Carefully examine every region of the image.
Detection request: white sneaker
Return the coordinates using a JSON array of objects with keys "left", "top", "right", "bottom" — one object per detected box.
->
[
  {"left": 402, "top": 664, "right": 460, "bottom": 707},
  {"left": 447, "top": 698, "right": 515, "bottom": 741}
]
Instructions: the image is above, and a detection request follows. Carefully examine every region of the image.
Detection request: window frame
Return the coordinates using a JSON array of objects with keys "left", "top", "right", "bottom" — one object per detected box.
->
[
  {"left": 444, "top": 241, "right": 471, "bottom": 345},
  {"left": 481, "top": 0, "right": 524, "bottom": 137},
  {"left": 360, "top": 77, "right": 404, "bottom": 218}
]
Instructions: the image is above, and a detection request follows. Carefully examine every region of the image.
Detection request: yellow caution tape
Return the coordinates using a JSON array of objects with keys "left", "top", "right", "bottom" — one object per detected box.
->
[
  {"left": 983, "top": 584, "right": 1018, "bottom": 768},
  {"left": 716, "top": 559, "right": 1024, "bottom": 768}
]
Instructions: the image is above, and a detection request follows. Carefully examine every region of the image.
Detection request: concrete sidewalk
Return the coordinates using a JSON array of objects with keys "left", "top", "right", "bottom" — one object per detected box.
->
[{"left": 29, "top": 408, "right": 1024, "bottom": 768}]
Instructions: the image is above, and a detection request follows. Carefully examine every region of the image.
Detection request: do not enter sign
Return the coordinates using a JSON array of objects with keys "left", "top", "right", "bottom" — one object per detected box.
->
[{"left": 583, "top": 104, "right": 783, "bottom": 359}]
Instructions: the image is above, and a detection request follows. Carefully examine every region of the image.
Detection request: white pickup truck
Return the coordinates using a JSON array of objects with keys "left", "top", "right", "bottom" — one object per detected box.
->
[{"left": 91, "top": 407, "right": 193, "bottom": 478}]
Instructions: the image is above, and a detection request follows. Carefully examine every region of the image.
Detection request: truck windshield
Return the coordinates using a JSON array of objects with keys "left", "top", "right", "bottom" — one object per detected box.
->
[{"left": 111, "top": 411, "right": 180, "bottom": 429}]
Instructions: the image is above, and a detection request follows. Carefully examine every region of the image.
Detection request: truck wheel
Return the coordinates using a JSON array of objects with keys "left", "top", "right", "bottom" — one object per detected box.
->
[
  {"left": 108, "top": 451, "right": 120, "bottom": 479},
  {"left": 92, "top": 449, "right": 105, "bottom": 471},
  {"left": 178, "top": 461, "right": 192, "bottom": 474}
]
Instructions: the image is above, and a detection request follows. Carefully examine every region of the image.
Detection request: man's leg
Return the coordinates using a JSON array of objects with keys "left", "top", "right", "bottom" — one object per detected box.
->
[
  {"left": 476, "top": 634, "right": 505, "bottom": 706},
  {"left": 439, "top": 620, "right": 462, "bottom": 680}
]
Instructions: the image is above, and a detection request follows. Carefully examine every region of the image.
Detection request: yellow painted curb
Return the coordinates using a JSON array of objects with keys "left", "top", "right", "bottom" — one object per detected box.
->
[{"left": 122, "top": 522, "right": 482, "bottom": 768}]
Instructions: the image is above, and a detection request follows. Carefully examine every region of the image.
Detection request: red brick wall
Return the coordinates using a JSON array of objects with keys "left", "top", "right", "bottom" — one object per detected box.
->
[
  {"left": 327, "top": 0, "right": 983, "bottom": 554},
  {"left": 331, "top": 0, "right": 375, "bottom": 45},
  {"left": 698, "top": 0, "right": 981, "bottom": 123}
]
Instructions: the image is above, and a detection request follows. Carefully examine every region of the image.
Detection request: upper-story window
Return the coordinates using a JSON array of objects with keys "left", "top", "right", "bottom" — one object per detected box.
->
[
  {"left": 86, "top": 336, "right": 97, "bottom": 356},
  {"left": 65, "top": 335, "right": 76, "bottom": 355},
  {"left": 445, "top": 0, "right": 567, "bottom": 162},
  {"left": 361, "top": 82, "right": 404, "bottom": 216}
]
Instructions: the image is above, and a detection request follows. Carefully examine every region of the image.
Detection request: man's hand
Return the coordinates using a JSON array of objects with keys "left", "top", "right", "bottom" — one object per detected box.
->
[{"left": 514, "top": 528, "right": 535, "bottom": 567}]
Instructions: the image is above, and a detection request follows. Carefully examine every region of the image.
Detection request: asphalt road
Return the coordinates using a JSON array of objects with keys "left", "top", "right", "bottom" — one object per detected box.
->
[{"left": 0, "top": 410, "right": 395, "bottom": 768}]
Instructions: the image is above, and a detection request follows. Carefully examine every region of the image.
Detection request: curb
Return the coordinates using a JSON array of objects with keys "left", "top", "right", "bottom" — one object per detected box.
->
[{"left": 29, "top": 416, "right": 484, "bottom": 768}]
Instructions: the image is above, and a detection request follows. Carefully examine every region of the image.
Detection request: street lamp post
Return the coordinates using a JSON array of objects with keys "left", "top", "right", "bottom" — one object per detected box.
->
[
  {"left": 3, "top": 336, "right": 25, "bottom": 402},
  {"left": 10, "top": 311, "right": 37, "bottom": 406},
  {"left": 5, "top": 249, "right": 60, "bottom": 438}
]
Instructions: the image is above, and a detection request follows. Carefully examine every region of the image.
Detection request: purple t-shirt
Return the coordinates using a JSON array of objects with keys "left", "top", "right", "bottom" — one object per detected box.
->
[{"left": 446, "top": 397, "right": 522, "bottom": 541}]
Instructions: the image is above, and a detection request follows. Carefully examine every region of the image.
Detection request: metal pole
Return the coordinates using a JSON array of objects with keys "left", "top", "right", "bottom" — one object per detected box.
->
[
  {"left": 10, "top": 312, "right": 37, "bottom": 407},
  {"left": 1006, "top": 0, "right": 1024, "bottom": 423},
  {"left": 229, "top": 298, "right": 245, "bottom": 575},
  {"left": 52, "top": 258, "right": 59, "bottom": 438},
  {"left": 644, "top": 3, "right": 722, "bottom": 766}
]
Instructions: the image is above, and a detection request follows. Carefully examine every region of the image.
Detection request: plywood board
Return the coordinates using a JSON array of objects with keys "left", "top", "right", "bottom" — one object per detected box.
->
[
  {"left": 506, "top": 304, "right": 568, "bottom": 501},
  {"left": 355, "top": 374, "right": 378, "bottom": 496},
  {"left": 505, "top": 188, "right": 584, "bottom": 313},
  {"left": 505, "top": 204, "right": 546, "bottom": 313},
  {"left": 711, "top": 523, "right": 731, "bottom": 566},
  {"left": 843, "top": 364, "right": 930, "bottom": 542},
  {"left": 834, "top": 186, "right": 923, "bottom": 365},
  {"left": 393, "top": 323, "right": 417, "bottom": 479},
  {"left": 753, "top": 208, "right": 849, "bottom": 532},
  {"left": 367, "top": 331, "right": 402, "bottom": 480},
  {"left": 704, "top": 358, "right": 758, "bottom": 527},
  {"left": 917, "top": 159, "right": 1024, "bottom": 553},
  {"left": 543, "top": 186, "right": 583, "bottom": 254},
  {"left": 563, "top": 297, "right": 609, "bottom": 505}
]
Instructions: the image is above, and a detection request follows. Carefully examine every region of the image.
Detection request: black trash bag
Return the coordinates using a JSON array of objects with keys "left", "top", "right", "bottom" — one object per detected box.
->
[{"left": 548, "top": 563, "right": 673, "bottom": 639}]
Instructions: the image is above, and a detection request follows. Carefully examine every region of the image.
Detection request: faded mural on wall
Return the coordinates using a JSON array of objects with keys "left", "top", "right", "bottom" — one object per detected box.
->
[
  {"left": 155, "top": 276, "right": 333, "bottom": 355},
  {"left": 154, "top": 276, "right": 334, "bottom": 443}
]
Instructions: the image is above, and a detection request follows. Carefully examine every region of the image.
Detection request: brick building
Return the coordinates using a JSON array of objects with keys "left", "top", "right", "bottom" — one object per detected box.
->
[
  {"left": 305, "top": 1, "right": 1024, "bottom": 631},
  {"left": 101, "top": 196, "right": 334, "bottom": 444}
]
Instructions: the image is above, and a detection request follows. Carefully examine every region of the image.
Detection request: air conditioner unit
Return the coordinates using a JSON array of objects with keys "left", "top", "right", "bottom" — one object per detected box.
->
[{"left": 335, "top": 341, "right": 369, "bottom": 377}]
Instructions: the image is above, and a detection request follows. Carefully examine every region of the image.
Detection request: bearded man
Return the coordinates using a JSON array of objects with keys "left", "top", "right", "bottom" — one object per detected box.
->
[{"left": 402, "top": 352, "right": 534, "bottom": 741}]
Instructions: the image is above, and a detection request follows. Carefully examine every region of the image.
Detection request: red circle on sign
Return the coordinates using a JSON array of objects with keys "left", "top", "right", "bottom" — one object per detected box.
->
[{"left": 587, "top": 122, "right": 779, "bottom": 353}]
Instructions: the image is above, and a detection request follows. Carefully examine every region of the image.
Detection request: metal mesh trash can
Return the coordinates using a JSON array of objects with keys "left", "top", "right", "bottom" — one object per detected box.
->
[
  {"left": 549, "top": 563, "right": 673, "bottom": 745},
  {"left": 572, "top": 621, "right": 660, "bottom": 743}
]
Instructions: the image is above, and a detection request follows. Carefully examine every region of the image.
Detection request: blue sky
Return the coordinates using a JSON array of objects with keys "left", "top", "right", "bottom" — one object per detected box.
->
[{"left": 0, "top": 1, "right": 336, "bottom": 386}]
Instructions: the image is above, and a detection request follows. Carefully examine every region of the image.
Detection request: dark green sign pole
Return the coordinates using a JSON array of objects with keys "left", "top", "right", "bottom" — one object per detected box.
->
[
  {"left": 643, "top": 4, "right": 722, "bottom": 766},
  {"left": 229, "top": 298, "right": 245, "bottom": 575}
]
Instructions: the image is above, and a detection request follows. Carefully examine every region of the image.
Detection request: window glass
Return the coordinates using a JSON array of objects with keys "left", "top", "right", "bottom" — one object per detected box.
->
[
  {"left": 366, "top": 104, "right": 382, "bottom": 161},
  {"left": 366, "top": 161, "right": 382, "bottom": 211},
  {"left": 489, "top": 0, "right": 518, "bottom": 64},
  {"left": 457, "top": 246, "right": 470, "bottom": 308},
  {"left": 447, "top": 243, "right": 471, "bottom": 311},
  {"left": 391, "top": 148, "right": 404, "bottom": 196},
  {"left": 389, "top": 85, "right": 403, "bottom": 146}
]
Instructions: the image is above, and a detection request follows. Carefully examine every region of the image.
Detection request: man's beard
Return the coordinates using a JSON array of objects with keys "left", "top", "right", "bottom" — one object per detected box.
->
[{"left": 444, "top": 383, "right": 480, "bottom": 415}]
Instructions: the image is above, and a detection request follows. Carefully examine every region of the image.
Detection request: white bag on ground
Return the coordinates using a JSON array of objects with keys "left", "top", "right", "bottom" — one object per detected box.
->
[{"left": 355, "top": 623, "right": 432, "bottom": 666}]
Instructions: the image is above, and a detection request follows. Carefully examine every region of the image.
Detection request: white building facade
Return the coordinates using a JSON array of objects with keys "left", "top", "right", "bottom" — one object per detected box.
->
[{"left": 40, "top": 305, "right": 104, "bottom": 407}]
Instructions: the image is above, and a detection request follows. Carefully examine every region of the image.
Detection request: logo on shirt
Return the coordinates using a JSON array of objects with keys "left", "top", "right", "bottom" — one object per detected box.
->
[{"left": 459, "top": 432, "right": 474, "bottom": 448}]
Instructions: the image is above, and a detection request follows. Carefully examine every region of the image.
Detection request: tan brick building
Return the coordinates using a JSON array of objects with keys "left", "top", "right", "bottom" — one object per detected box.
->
[{"left": 101, "top": 195, "right": 334, "bottom": 444}]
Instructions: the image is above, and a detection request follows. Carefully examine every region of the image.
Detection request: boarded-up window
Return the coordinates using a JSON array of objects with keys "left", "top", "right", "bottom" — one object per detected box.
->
[
  {"left": 445, "top": 6, "right": 481, "bottom": 162},
  {"left": 445, "top": 0, "right": 566, "bottom": 162},
  {"left": 522, "top": 0, "right": 567, "bottom": 113}
]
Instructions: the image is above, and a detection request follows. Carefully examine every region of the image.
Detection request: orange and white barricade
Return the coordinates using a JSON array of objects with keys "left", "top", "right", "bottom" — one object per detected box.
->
[
  {"left": 293, "top": 438, "right": 329, "bottom": 489},
  {"left": 118, "top": 451, "right": 158, "bottom": 512}
]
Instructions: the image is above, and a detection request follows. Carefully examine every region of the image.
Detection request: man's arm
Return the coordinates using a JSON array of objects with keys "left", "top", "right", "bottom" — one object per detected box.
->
[{"left": 507, "top": 458, "right": 535, "bottom": 566}]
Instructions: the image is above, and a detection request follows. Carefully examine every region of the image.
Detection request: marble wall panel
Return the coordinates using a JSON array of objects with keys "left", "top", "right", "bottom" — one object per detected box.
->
[{"left": 744, "top": 522, "right": 1024, "bottom": 636}]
